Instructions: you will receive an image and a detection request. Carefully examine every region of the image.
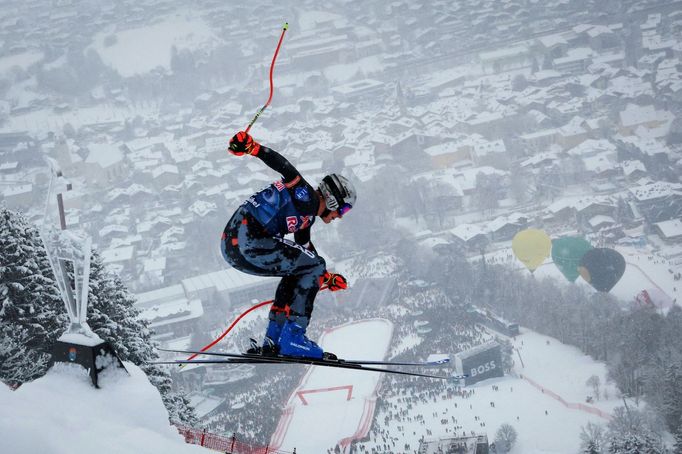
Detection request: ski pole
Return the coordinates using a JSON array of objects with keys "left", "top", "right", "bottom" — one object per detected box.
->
[
  {"left": 244, "top": 22, "right": 288, "bottom": 134},
  {"left": 185, "top": 284, "right": 328, "bottom": 362}
]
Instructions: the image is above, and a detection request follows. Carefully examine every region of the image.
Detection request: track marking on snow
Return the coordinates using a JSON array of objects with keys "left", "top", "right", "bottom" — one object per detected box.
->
[
  {"left": 520, "top": 374, "right": 612, "bottom": 420},
  {"left": 296, "top": 385, "right": 353, "bottom": 405}
]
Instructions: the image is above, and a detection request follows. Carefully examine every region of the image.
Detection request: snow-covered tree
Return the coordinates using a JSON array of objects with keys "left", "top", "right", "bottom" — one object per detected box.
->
[
  {"left": 673, "top": 417, "right": 682, "bottom": 454},
  {"left": 606, "top": 432, "right": 663, "bottom": 454},
  {"left": 494, "top": 423, "right": 518, "bottom": 453},
  {"left": 606, "top": 407, "right": 664, "bottom": 453},
  {"left": 0, "top": 207, "right": 67, "bottom": 385},
  {"left": 580, "top": 421, "right": 605, "bottom": 454},
  {"left": 85, "top": 251, "right": 198, "bottom": 426},
  {"left": 0, "top": 207, "right": 196, "bottom": 424}
]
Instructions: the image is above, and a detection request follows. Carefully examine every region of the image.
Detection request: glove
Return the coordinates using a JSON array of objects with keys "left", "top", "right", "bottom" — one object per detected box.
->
[
  {"left": 228, "top": 131, "right": 261, "bottom": 156},
  {"left": 320, "top": 271, "right": 348, "bottom": 291}
]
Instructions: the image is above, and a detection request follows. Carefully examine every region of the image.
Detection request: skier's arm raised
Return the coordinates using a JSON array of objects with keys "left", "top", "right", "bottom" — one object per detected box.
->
[{"left": 229, "top": 131, "right": 300, "bottom": 184}]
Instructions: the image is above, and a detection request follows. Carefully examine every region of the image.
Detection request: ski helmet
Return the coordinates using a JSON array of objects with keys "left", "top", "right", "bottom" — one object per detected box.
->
[{"left": 319, "top": 174, "right": 357, "bottom": 214}]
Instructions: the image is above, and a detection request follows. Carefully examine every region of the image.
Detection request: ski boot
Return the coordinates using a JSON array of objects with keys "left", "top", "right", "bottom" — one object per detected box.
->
[
  {"left": 279, "top": 317, "right": 336, "bottom": 360},
  {"left": 246, "top": 319, "right": 282, "bottom": 356}
]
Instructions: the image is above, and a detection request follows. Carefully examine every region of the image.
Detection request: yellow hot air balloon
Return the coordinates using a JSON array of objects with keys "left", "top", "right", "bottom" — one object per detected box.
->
[{"left": 512, "top": 228, "right": 552, "bottom": 273}]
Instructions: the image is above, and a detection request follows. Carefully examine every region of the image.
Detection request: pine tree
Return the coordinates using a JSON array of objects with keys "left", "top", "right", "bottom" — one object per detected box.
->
[
  {"left": 85, "top": 251, "right": 198, "bottom": 426},
  {"left": 0, "top": 207, "right": 196, "bottom": 425},
  {"left": 673, "top": 416, "right": 682, "bottom": 454},
  {"left": 606, "top": 407, "right": 664, "bottom": 453},
  {"left": 580, "top": 422, "right": 605, "bottom": 454},
  {"left": 607, "top": 432, "right": 663, "bottom": 454},
  {"left": 0, "top": 207, "right": 67, "bottom": 385}
]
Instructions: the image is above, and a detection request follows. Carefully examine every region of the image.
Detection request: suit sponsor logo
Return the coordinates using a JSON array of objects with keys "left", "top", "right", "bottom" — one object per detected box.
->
[
  {"left": 294, "top": 186, "right": 310, "bottom": 201},
  {"left": 286, "top": 216, "right": 298, "bottom": 232}
]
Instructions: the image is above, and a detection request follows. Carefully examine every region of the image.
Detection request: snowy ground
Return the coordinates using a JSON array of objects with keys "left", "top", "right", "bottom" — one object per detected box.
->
[
  {"left": 90, "top": 11, "right": 221, "bottom": 77},
  {"left": 356, "top": 328, "right": 624, "bottom": 454},
  {"left": 0, "top": 362, "right": 204, "bottom": 454},
  {"left": 258, "top": 316, "right": 629, "bottom": 453},
  {"left": 271, "top": 319, "right": 393, "bottom": 453}
]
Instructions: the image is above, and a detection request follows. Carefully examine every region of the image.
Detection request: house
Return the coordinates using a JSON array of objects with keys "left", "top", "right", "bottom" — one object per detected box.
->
[
  {"left": 151, "top": 164, "right": 182, "bottom": 189},
  {"left": 140, "top": 257, "right": 167, "bottom": 289},
  {"left": 487, "top": 213, "right": 528, "bottom": 242},
  {"left": 135, "top": 285, "right": 204, "bottom": 341},
  {"left": 100, "top": 245, "right": 136, "bottom": 278},
  {"left": 629, "top": 181, "right": 682, "bottom": 222},
  {"left": 536, "top": 32, "right": 570, "bottom": 62},
  {"left": 0, "top": 183, "right": 33, "bottom": 211},
  {"left": 82, "top": 142, "right": 128, "bottom": 186},
  {"left": 479, "top": 45, "right": 532, "bottom": 73},
  {"left": 423, "top": 140, "right": 471, "bottom": 169},
  {"left": 618, "top": 104, "right": 675, "bottom": 136},
  {"left": 448, "top": 223, "right": 490, "bottom": 252},
  {"left": 557, "top": 116, "right": 590, "bottom": 148},
  {"left": 0, "top": 161, "right": 19, "bottom": 173},
  {"left": 575, "top": 197, "right": 618, "bottom": 222},
  {"left": 470, "top": 137, "right": 508, "bottom": 168},
  {"left": 621, "top": 160, "right": 648, "bottom": 180},
  {"left": 618, "top": 136, "right": 672, "bottom": 164},
  {"left": 520, "top": 150, "right": 560, "bottom": 172},
  {"left": 553, "top": 47, "right": 594, "bottom": 73},
  {"left": 518, "top": 128, "right": 558, "bottom": 154},
  {"left": 331, "top": 78, "right": 385, "bottom": 102},
  {"left": 180, "top": 268, "right": 279, "bottom": 320},
  {"left": 588, "top": 215, "right": 617, "bottom": 232},
  {"left": 652, "top": 218, "right": 682, "bottom": 243},
  {"left": 586, "top": 25, "right": 621, "bottom": 52}
]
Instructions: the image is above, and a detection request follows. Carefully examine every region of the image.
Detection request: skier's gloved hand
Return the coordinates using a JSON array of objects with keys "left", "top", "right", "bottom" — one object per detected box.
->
[
  {"left": 320, "top": 271, "right": 348, "bottom": 291},
  {"left": 228, "top": 131, "right": 261, "bottom": 156}
]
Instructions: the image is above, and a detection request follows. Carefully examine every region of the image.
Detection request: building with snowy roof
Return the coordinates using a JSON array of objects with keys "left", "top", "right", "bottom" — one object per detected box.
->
[
  {"left": 330, "top": 78, "right": 385, "bottom": 102},
  {"left": 618, "top": 104, "right": 675, "bottom": 136},
  {"left": 418, "top": 434, "right": 489, "bottom": 454},
  {"left": 82, "top": 142, "right": 128, "bottom": 186},
  {"left": 0, "top": 182, "right": 33, "bottom": 210},
  {"left": 487, "top": 213, "right": 528, "bottom": 242},
  {"left": 479, "top": 44, "right": 532, "bottom": 73},
  {"left": 653, "top": 218, "right": 682, "bottom": 243},
  {"left": 135, "top": 284, "right": 204, "bottom": 341},
  {"left": 629, "top": 181, "right": 682, "bottom": 222},
  {"left": 448, "top": 223, "right": 490, "bottom": 251},
  {"left": 181, "top": 268, "right": 278, "bottom": 309}
]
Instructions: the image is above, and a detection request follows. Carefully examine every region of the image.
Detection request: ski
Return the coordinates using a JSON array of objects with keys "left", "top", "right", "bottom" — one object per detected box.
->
[
  {"left": 152, "top": 356, "right": 463, "bottom": 380},
  {"left": 157, "top": 348, "right": 450, "bottom": 367}
]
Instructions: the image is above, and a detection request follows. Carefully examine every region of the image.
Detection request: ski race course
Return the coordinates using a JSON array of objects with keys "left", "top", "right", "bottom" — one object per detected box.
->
[
  {"left": 264, "top": 316, "right": 626, "bottom": 453},
  {"left": 270, "top": 318, "right": 393, "bottom": 453}
]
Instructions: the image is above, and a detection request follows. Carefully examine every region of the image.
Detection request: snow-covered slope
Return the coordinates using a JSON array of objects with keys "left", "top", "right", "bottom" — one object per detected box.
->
[{"left": 0, "top": 362, "right": 204, "bottom": 454}]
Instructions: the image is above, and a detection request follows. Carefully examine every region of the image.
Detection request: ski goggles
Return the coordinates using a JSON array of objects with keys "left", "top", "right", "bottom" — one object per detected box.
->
[{"left": 338, "top": 203, "right": 352, "bottom": 217}]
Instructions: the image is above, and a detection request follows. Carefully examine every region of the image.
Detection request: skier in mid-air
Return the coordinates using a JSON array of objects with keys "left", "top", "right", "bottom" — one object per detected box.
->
[{"left": 221, "top": 131, "right": 356, "bottom": 359}]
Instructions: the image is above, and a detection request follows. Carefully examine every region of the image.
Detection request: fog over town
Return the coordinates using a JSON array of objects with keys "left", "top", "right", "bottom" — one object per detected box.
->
[{"left": 2, "top": 0, "right": 682, "bottom": 453}]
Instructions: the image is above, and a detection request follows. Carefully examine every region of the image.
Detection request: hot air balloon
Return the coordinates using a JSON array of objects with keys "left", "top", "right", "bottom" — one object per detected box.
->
[
  {"left": 512, "top": 229, "right": 552, "bottom": 273},
  {"left": 578, "top": 248, "right": 626, "bottom": 293},
  {"left": 551, "top": 237, "right": 593, "bottom": 283}
]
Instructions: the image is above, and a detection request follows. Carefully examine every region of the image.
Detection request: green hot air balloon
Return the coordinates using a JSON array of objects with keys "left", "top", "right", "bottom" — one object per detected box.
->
[
  {"left": 551, "top": 237, "right": 593, "bottom": 283},
  {"left": 578, "top": 247, "right": 626, "bottom": 293},
  {"left": 512, "top": 229, "right": 552, "bottom": 273}
]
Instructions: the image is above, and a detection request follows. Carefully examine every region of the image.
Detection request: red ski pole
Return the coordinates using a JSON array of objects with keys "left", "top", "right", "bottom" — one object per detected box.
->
[{"left": 245, "top": 22, "right": 288, "bottom": 134}]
